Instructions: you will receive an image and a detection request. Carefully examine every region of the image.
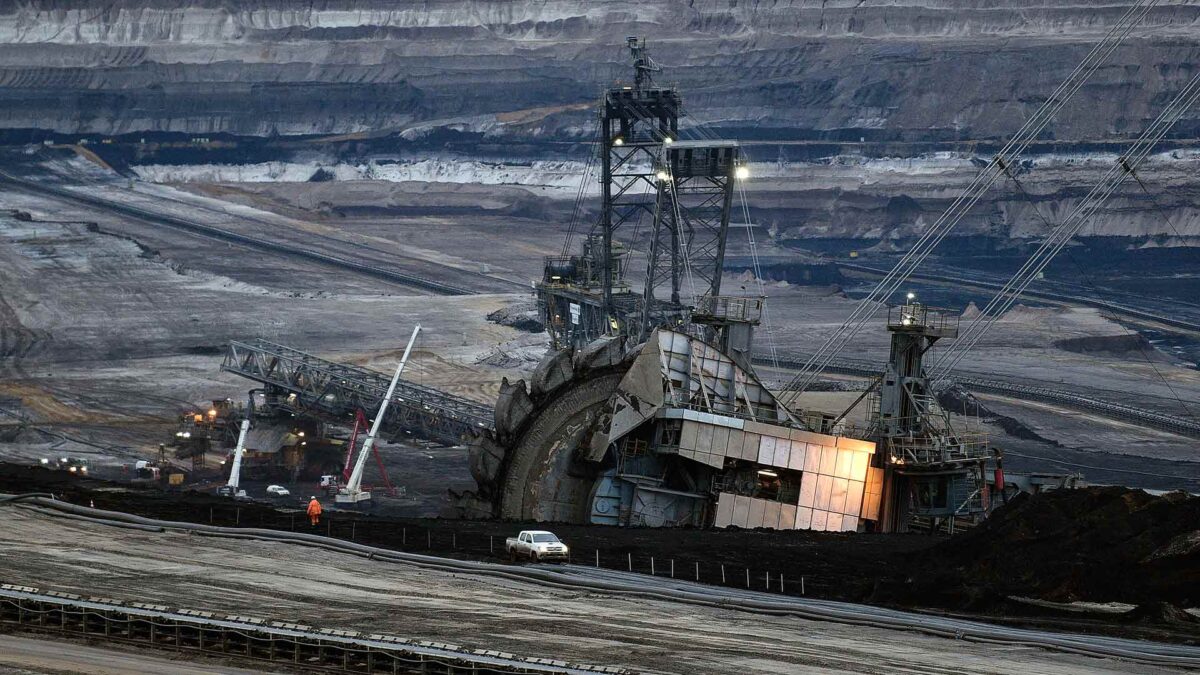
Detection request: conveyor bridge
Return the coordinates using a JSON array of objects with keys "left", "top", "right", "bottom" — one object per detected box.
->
[{"left": 221, "top": 339, "right": 494, "bottom": 445}]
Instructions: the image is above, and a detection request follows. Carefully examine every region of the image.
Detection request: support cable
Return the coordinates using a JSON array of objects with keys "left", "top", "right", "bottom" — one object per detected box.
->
[
  {"left": 968, "top": 166, "right": 1199, "bottom": 423},
  {"left": 932, "top": 70, "right": 1200, "bottom": 384},
  {"left": 779, "top": 0, "right": 1160, "bottom": 402}
]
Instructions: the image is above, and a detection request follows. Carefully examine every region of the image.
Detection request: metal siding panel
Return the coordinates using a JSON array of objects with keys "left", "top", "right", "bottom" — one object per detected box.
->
[
  {"left": 811, "top": 509, "right": 829, "bottom": 531},
  {"left": 772, "top": 439, "right": 790, "bottom": 468},
  {"left": 837, "top": 436, "right": 876, "bottom": 454},
  {"left": 747, "top": 497, "right": 767, "bottom": 529},
  {"left": 741, "top": 433, "right": 760, "bottom": 461},
  {"left": 790, "top": 429, "right": 834, "bottom": 446},
  {"left": 795, "top": 506, "right": 813, "bottom": 530},
  {"left": 834, "top": 450, "right": 853, "bottom": 480},
  {"left": 711, "top": 426, "right": 730, "bottom": 458},
  {"left": 696, "top": 424, "right": 715, "bottom": 456},
  {"left": 815, "top": 474, "right": 834, "bottom": 511},
  {"left": 798, "top": 473, "right": 817, "bottom": 507},
  {"left": 787, "top": 441, "right": 806, "bottom": 470},
  {"left": 757, "top": 435, "right": 776, "bottom": 465},
  {"left": 714, "top": 493, "right": 735, "bottom": 528},
  {"left": 803, "top": 444, "right": 822, "bottom": 473},
  {"left": 732, "top": 495, "right": 751, "bottom": 527},
  {"left": 829, "top": 477, "right": 849, "bottom": 514},
  {"left": 850, "top": 451, "right": 870, "bottom": 481},
  {"left": 726, "top": 429, "right": 744, "bottom": 460},
  {"left": 780, "top": 504, "right": 797, "bottom": 531},
  {"left": 820, "top": 446, "right": 838, "bottom": 475},
  {"left": 680, "top": 421, "right": 699, "bottom": 451},
  {"left": 862, "top": 489, "right": 881, "bottom": 521},
  {"left": 763, "top": 500, "right": 783, "bottom": 530},
  {"left": 825, "top": 512, "right": 843, "bottom": 532},
  {"left": 846, "top": 480, "right": 865, "bottom": 518}
]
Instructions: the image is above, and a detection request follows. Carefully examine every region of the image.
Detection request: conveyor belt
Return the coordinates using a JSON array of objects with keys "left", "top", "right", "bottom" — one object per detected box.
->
[
  {"left": 221, "top": 339, "right": 495, "bottom": 443},
  {"left": 0, "top": 585, "right": 623, "bottom": 675}
]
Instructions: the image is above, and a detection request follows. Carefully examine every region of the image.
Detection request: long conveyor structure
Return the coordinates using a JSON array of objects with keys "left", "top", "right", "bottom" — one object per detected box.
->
[
  {"left": 222, "top": 339, "right": 495, "bottom": 444},
  {"left": 0, "top": 584, "right": 623, "bottom": 675}
]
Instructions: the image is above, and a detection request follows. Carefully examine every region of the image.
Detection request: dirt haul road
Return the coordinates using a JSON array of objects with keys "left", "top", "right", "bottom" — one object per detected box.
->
[{"left": 0, "top": 508, "right": 1178, "bottom": 675}]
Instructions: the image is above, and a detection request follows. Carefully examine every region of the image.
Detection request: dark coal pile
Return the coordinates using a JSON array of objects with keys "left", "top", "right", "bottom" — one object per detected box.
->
[{"left": 882, "top": 487, "right": 1200, "bottom": 610}]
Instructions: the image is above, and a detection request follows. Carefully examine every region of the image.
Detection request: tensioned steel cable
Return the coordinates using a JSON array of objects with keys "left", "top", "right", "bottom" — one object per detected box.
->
[
  {"left": 560, "top": 113, "right": 602, "bottom": 259},
  {"left": 779, "top": 0, "right": 1161, "bottom": 402},
  {"left": 932, "top": 69, "right": 1200, "bottom": 381}
]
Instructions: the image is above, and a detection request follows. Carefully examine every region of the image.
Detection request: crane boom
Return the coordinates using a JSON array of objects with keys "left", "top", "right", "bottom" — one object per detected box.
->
[
  {"left": 338, "top": 324, "right": 421, "bottom": 504},
  {"left": 225, "top": 419, "right": 250, "bottom": 491}
]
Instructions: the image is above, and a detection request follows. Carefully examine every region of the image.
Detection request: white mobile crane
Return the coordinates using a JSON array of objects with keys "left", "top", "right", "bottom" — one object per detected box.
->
[
  {"left": 336, "top": 324, "right": 420, "bottom": 505},
  {"left": 217, "top": 392, "right": 255, "bottom": 499},
  {"left": 217, "top": 419, "right": 251, "bottom": 499}
]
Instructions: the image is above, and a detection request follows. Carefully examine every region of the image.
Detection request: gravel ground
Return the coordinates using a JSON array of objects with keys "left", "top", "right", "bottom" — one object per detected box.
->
[{"left": 0, "top": 507, "right": 1181, "bottom": 675}]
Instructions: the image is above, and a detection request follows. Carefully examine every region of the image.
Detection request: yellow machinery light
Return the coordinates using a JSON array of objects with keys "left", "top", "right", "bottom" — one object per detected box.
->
[
  {"left": 612, "top": 137, "right": 624, "bottom": 146},
  {"left": 663, "top": 136, "right": 673, "bottom": 144},
  {"left": 656, "top": 170, "right": 670, "bottom": 181},
  {"left": 735, "top": 165, "right": 750, "bottom": 180}
]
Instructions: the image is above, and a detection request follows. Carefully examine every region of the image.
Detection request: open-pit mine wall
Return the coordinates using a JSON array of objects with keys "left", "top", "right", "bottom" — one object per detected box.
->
[{"left": 0, "top": 1, "right": 1198, "bottom": 142}]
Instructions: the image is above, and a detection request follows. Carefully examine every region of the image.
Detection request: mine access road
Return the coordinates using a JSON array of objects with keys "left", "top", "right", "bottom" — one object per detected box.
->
[{"left": 1, "top": 490, "right": 1197, "bottom": 674}]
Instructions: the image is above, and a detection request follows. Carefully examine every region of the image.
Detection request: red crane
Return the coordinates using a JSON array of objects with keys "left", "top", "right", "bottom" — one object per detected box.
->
[{"left": 340, "top": 410, "right": 398, "bottom": 497}]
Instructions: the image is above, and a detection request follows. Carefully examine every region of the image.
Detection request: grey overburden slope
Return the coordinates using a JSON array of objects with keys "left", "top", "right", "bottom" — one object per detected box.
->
[{"left": 0, "top": 1, "right": 1198, "bottom": 141}]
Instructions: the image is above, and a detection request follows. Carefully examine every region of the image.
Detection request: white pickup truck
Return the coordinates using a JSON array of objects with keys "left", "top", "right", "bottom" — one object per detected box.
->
[{"left": 505, "top": 530, "right": 570, "bottom": 563}]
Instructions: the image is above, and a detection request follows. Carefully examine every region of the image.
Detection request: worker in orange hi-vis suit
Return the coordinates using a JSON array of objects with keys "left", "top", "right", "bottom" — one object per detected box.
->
[{"left": 307, "top": 496, "right": 322, "bottom": 526}]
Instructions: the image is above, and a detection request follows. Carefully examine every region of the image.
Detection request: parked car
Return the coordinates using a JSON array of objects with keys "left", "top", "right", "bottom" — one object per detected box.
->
[
  {"left": 266, "top": 484, "right": 291, "bottom": 497},
  {"left": 505, "top": 530, "right": 569, "bottom": 563}
]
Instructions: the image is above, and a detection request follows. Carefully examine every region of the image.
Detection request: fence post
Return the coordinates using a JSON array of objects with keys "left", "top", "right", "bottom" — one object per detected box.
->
[
  {"left": 670, "top": 559, "right": 674, "bottom": 578},
  {"left": 721, "top": 564, "right": 726, "bottom": 584},
  {"left": 694, "top": 562, "right": 699, "bottom": 581},
  {"left": 651, "top": 557, "right": 655, "bottom": 576},
  {"left": 235, "top": 507, "right": 240, "bottom": 526},
  {"left": 351, "top": 521, "right": 356, "bottom": 541},
  {"left": 452, "top": 532, "right": 456, "bottom": 550},
  {"left": 745, "top": 568, "right": 750, "bottom": 588},
  {"left": 209, "top": 507, "right": 213, "bottom": 524},
  {"left": 490, "top": 536, "right": 494, "bottom": 554},
  {"left": 402, "top": 528, "right": 406, "bottom": 547},
  {"left": 780, "top": 574, "right": 785, "bottom": 594},
  {"left": 627, "top": 553, "right": 632, "bottom": 571},
  {"left": 801, "top": 576, "right": 805, "bottom": 596},
  {"left": 595, "top": 550, "right": 600, "bottom": 568},
  {"left": 765, "top": 571, "right": 769, "bottom": 591}
]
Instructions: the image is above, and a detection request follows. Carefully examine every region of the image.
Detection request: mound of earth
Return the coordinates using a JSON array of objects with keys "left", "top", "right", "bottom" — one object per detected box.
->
[
  {"left": 486, "top": 301, "right": 544, "bottom": 333},
  {"left": 878, "top": 487, "right": 1200, "bottom": 610},
  {"left": 1053, "top": 334, "right": 1160, "bottom": 357}
]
